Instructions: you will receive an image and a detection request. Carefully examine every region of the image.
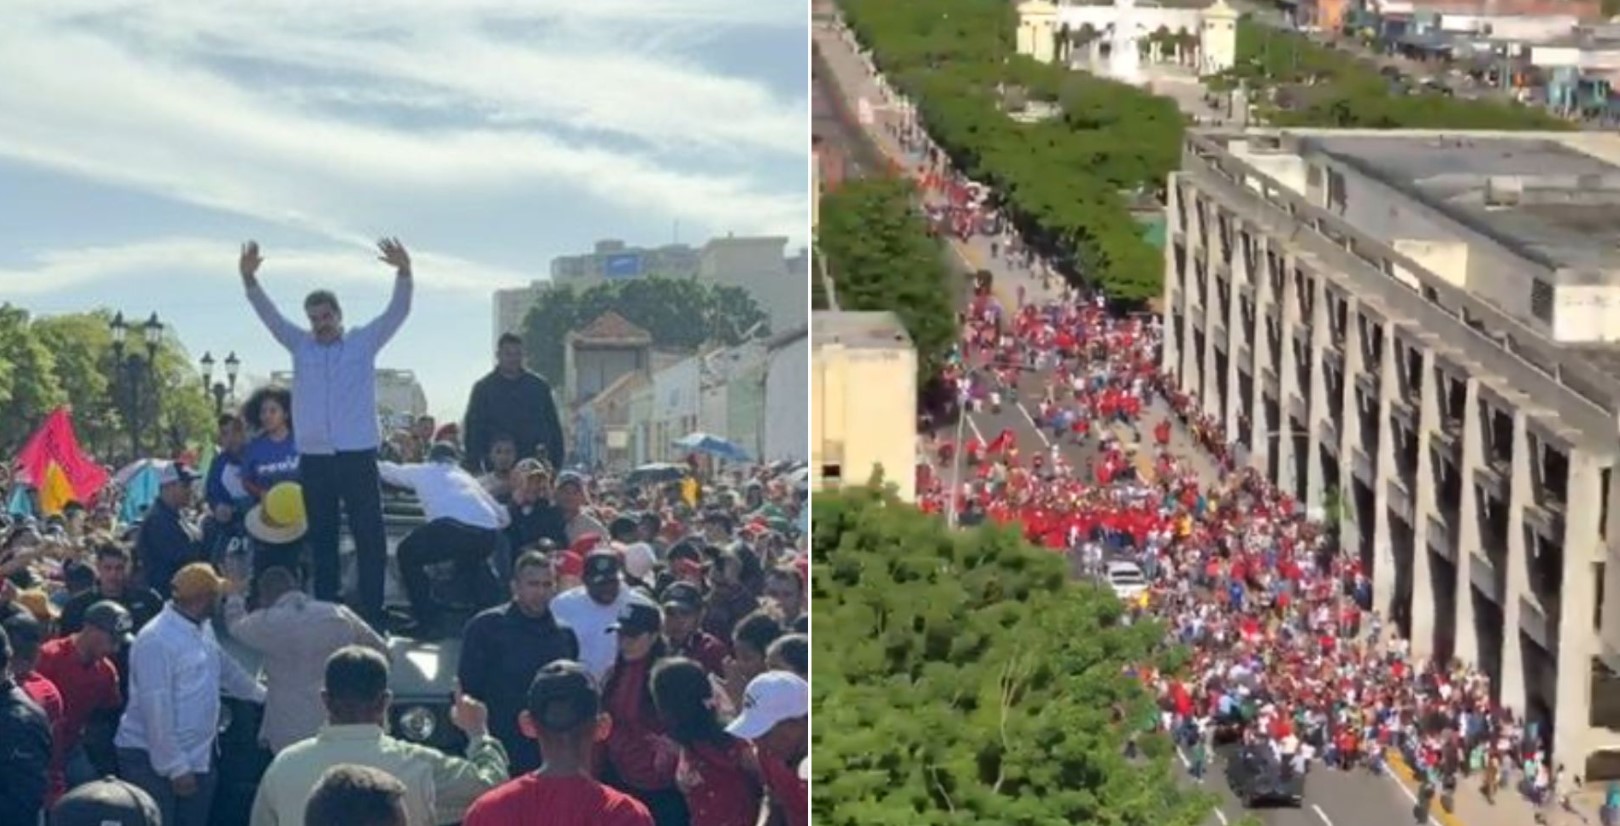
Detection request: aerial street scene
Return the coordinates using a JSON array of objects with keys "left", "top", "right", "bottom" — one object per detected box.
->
[
  {"left": 0, "top": 2, "right": 810, "bottom": 825},
  {"left": 810, "top": 0, "right": 1620, "bottom": 824}
]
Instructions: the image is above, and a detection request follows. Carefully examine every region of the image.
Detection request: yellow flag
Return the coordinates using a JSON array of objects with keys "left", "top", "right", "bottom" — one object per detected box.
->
[
  {"left": 38, "top": 461, "right": 75, "bottom": 517},
  {"left": 681, "top": 477, "right": 699, "bottom": 508}
]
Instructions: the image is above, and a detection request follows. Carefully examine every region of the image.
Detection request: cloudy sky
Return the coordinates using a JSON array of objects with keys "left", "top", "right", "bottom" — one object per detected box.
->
[{"left": 0, "top": 0, "right": 810, "bottom": 420}]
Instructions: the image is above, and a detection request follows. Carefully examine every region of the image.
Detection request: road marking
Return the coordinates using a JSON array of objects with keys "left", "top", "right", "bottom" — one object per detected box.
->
[
  {"left": 1375, "top": 762, "right": 1445, "bottom": 826},
  {"left": 1212, "top": 807, "right": 1228, "bottom": 825},
  {"left": 965, "top": 413, "right": 985, "bottom": 442},
  {"left": 1016, "top": 403, "right": 1053, "bottom": 447},
  {"left": 1311, "top": 803, "right": 1333, "bottom": 826}
]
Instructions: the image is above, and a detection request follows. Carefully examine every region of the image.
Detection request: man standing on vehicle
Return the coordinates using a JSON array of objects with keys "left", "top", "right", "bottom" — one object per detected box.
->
[
  {"left": 462, "top": 333, "right": 566, "bottom": 472},
  {"left": 240, "top": 238, "right": 413, "bottom": 630}
]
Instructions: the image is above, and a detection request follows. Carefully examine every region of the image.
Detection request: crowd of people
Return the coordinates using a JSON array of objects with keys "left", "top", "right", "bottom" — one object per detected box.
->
[{"left": 0, "top": 238, "right": 811, "bottom": 826}]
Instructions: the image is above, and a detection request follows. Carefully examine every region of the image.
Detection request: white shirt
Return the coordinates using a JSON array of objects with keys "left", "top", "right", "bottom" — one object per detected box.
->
[
  {"left": 116, "top": 603, "right": 267, "bottom": 778},
  {"left": 378, "top": 461, "right": 510, "bottom": 530},
  {"left": 550, "top": 585, "right": 656, "bottom": 681}
]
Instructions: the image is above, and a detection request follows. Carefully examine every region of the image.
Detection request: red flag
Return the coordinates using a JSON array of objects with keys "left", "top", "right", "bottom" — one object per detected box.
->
[{"left": 12, "top": 407, "right": 108, "bottom": 504}]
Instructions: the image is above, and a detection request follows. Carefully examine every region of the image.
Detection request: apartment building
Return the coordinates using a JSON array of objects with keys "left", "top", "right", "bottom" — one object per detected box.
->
[
  {"left": 812, "top": 311, "right": 916, "bottom": 502},
  {"left": 1162, "top": 128, "right": 1620, "bottom": 776}
]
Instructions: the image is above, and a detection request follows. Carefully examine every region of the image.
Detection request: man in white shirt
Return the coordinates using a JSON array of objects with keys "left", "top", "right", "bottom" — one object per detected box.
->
[
  {"left": 549, "top": 551, "right": 656, "bottom": 681},
  {"left": 380, "top": 442, "right": 511, "bottom": 638},
  {"left": 116, "top": 562, "right": 267, "bottom": 826},
  {"left": 224, "top": 566, "right": 388, "bottom": 752}
]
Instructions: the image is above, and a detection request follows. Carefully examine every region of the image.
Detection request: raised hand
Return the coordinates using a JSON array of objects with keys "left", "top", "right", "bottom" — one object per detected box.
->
[
  {"left": 240, "top": 241, "right": 265, "bottom": 281},
  {"left": 377, "top": 237, "right": 411, "bottom": 274}
]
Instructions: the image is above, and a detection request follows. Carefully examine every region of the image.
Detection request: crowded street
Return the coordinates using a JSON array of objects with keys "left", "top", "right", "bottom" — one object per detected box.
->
[{"left": 814, "top": 9, "right": 1598, "bottom": 826}]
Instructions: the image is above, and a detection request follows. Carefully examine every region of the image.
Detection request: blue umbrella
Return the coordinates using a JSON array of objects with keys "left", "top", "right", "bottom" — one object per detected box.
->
[{"left": 672, "top": 432, "right": 751, "bottom": 463}]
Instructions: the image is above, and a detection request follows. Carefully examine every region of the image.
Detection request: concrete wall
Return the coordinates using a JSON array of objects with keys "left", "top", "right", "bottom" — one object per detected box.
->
[
  {"left": 766, "top": 335, "right": 809, "bottom": 462},
  {"left": 651, "top": 356, "right": 701, "bottom": 461},
  {"left": 812, "top": 339, "right": 916, "bottom": 501}
]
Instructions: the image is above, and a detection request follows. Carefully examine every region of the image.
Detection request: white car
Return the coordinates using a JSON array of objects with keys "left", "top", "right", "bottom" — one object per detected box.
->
[{"left": 1104, "top": 561, "right": 1149, "bottom": 601}]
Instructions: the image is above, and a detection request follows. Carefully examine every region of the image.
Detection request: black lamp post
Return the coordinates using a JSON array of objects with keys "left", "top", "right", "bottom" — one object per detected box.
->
[
  {"left": 109, "top": 312, "right": 164, "bottom": 458},
  {"left": 200, "top": 350, "right": 241, "bottom": 416}
]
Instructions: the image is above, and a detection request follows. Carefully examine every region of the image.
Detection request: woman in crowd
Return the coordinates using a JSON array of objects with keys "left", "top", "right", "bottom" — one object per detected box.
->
[
  {"left": 239, "top": 386, "right": 299, "bottom": 501},
  {"left": 601, "top": 601, "right": 687, "bottom": 825},
  {"left": 650, "top": 657, "right": 762, "bottom": 826},
  {"left": 724, "top": 610, "right": 784, "bottom": 707}
]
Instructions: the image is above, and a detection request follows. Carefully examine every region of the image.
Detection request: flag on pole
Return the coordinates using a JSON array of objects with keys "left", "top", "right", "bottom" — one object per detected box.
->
[
  {"left": 37, "top": 462, "right": 75, "bottom": 517},
  {"left": 12, "top": 407, "right": 109, "bottom": 507}
]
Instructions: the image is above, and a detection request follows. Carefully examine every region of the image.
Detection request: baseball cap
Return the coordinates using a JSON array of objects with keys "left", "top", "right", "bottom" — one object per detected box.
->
[
  {"left": 514, "top": 458, "right": 549, "bottom": 477},
  {"left": 555, "top": 470, "right": 586, "bottom": 489},
  {"left": 525, "top": 660, "right": 600, "bottom": 734},
  {"left": 13, "top": 589, "right": 57, "bottom": 623},
  {"left": 582, "top": 550, "right": 621, "bottom": 586},
  {"left": 568, "top": 533, "right": 604, "bottom": 556},
  {"left": 660, "top": 581, "right": 704, "bottom": 613},
  {"left": 427, "top": 441, "right": 461, "bottom": 464},
  {"left": 1, "top": 612, "right": 43, "bottom": 651},
  {"left": 83, "top": 600, "right": 135, "bottom": 645},
  {"left": 609, "top": 600, "right": 662, "bottom": 637},
  {"left": 622, "top": 542, "right": 657, "bottom": 581},
  {"left": 171, "top": 562, "right": 226, "bottom": 601},
  {"left": 156, "top": 462, "right": 197, "bottom": 486},
  {"left": 726, "top": 671, "right": 809, "bottom": 740},
  {"left": 50, "top": 776, "right": 160, "bottom": 826}
]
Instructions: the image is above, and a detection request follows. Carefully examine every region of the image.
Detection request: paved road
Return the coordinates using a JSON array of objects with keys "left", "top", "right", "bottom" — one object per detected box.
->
[{"left": 815, "top": 14, "right": 1447, "bottom": 826}]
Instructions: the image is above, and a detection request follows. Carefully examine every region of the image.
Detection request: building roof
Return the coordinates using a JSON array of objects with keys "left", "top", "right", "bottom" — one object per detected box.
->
[
  {"left": 578, "top": 369, "right": 649, "bottom": 412},
  {"left": 812, "top": 311, "right": 913, "bottom": 350},
  {"left": 1303, "top": 133, "right": 1620, "bottom": 279},
  {"left": 568, "top": 311, "right": 652, "bottom": 345}
]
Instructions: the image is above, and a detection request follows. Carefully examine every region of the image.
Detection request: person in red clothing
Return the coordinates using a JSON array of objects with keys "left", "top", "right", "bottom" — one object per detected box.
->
[
  {"left": 650, "top": 657, "right": 762, "bottom": 826},
  {"left": 727, "top": 671, "right": 808, "bottom": 826},
  {"left": 462, "top": 660, "right": 652, "bottom": 826},
  {"left": 601, "top": 601, "right": 686, "bottom": 824},
  {"left": 3, "top": 612, "right": 66, "bottom": 804},
  {"left": 34, "top": 601, "right": 128, "bottom": 792},
  {"left": 660, "top": 583, "right": 728, "bottom": 677}
]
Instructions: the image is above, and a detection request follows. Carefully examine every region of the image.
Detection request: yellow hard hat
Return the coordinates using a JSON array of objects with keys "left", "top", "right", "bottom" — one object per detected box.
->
[{"left": 247, "top": 482, "right": 308, "bottom": 544}]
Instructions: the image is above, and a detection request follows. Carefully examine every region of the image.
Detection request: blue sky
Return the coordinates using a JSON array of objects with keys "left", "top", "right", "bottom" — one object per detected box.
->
[{"left": 0, "top": 0, "right": 810, "bottom": 420}]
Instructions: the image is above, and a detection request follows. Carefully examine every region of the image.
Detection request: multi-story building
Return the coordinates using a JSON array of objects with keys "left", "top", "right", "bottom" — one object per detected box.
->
[
  {"left": 1163, "top": 128, "right": 1620, "bottom": 775},
  {"left": 266, "top": 368, "right": 427, "bottom": 425},
  {"left": 699, "top": 235, "right": 809, "bottom": 337},
  {"left": 492, "top": 282, "right": 548, "bottom": 349},
  {"left": 812, "top": 311, "right": 916, "bottom": 501},
  {"left": 550, "top": 239, "right": 704, "bottom": 287}
]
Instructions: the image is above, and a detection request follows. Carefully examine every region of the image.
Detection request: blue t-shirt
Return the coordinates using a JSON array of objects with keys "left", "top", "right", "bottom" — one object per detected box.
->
[{"left": 241, "top": 433, "right": 300, "bottom": 497}]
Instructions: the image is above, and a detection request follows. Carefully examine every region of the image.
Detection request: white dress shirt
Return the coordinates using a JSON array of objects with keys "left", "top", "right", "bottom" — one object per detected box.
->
[
  {"left": 116, "top": 603, "right": 267, "bottom": 778},
  {"left": 549, "top": 585, "right": 655, "bottom": 681},
  {"left": 224, "top": 590, "right": 388, "bottom": 753},
  {"left": 378, "top": 461, "right": 510, "bottom": 530}
]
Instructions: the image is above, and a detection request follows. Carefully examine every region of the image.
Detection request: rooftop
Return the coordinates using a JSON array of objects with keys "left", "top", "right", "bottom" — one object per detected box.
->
[
  {"left": 1303, "top": 133, "right": 1620, "bottom": 278},
  {"left": 569, "top": 310, "right": 652, "bottom": 344},
  {"left": 812, "top": 311, "right": 914, "bottom": 350}
]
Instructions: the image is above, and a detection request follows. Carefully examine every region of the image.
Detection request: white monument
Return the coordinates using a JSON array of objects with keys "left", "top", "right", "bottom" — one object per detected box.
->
[
  {"left": 1200, "top": 0, "right": 1239, "bottom": 75},
  {"left": 1016, "top": 0, "right": 1225, "bottom": 84},
  {"left": 1107, "top": 0, "right": 1144, "bottom": 84}
]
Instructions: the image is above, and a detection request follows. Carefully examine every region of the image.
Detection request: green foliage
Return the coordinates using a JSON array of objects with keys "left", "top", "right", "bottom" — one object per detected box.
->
[
  {"left": 816, "top": 179, "right": 958, "bottom": 377},
  {"left": 1224, "top": 21, "right": 1570, "bottom": 130},
  {"left": 811, "top": 485, "right": 1213, "bottom": 825},
  {"left": 518, "top": 277, "right": 770, "bottom": 388},
  {"left": 842, "top": 0, "right": 1179, "bottom": 305},
  {"left": 0, "top": 306, "right": 216, "bottom": 460}
]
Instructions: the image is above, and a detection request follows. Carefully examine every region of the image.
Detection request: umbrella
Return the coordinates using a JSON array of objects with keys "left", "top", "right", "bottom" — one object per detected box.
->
[
  {"left": 672, "top": 432, "right": 751, "bottom": 463},
  {"left": 627, "top": 462, "right": 689, "bottom": 486},
  {"left": 788, "top": 466, "right": 810, "bottom": 490},
  {"left": 113, "top": 458, "right": 167, "bottom": 487}
]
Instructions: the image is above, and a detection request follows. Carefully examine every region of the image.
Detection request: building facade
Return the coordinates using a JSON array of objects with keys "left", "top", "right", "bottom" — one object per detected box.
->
[
  {"left": 267, "top": 368, "right": 427, "bottom": 422},
  {"left": 765, "top": 327, "right": 810, "bottom": 463},
  {"left": 1163, "top": 128, "right": 1620, "bottom": 776},
  {"left": 811, "top": 312, "right": 916, "bottom": 501}
]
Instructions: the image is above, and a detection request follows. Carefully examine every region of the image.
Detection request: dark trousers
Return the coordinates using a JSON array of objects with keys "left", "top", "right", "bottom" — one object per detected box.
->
[
  {"left": 117, "top": 748, "right": 217, "bottom": 826},
  {"left": 300, "top": 450, "right": 387, "bottom": 626},
  {"left": 397, "top": 518, "right": 499, "bottom": 624}
]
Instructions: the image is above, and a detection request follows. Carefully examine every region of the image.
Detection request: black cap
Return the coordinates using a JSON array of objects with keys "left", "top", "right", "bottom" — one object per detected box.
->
[
  {"left": 525, "top": 660, "right": 600, "bottom": 734},
  {"left": 555, "top": 470, "right": 586, "bottom": 489},
  {"left": 608, "top": 515, "right": 638, "bottom": 541},
  {"left": 83, "top": 601, "right": 134, "bottom": 645},
  {"left": 50, "top": 776, "right": 160, "bottom": 826},
  {"left": 428, "top": 441, "right": 461, "bottom": 464},
  {"left": 582, "top": 550, "right": 621, "bottom": 586},
  {"left": 1, "top": 612, "right": 42, "bottom": 650},
  {"left": 609, "top": 600, "right": 662, "bottom": 636},
  {"left": 660, "top": 582, "right": 704, "bottom": 613}
]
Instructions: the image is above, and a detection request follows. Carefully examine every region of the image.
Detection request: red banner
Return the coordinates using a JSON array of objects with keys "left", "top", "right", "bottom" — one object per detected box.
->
[{"left": 13, "top": 407, "right": 108, "bottom": 504}]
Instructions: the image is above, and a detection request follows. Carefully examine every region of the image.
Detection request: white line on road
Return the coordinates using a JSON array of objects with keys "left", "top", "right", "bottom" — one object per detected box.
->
[
  {"left": 1212, "top": 807, "right": 1228, "bottom": 825},
  {"left": 1311, "top": 803, "right": 1333, "bottom": 826},
  {"left": 965, "top": 413, "right": 985, "bottom": 442},
  {"left": 1375, "top": 764, "right": 1444, "bottom": 826},
  {"left": 1175, "top": 746, "right": 1190, "bottom": 768},
  {"left": 1016, "top": 403, "right": 1053, "bottom": 447}
]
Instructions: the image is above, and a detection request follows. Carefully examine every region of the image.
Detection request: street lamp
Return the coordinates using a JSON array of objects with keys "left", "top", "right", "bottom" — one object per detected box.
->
[
  {"left": 200, "top": 350, "right": 242, "bottom": 415},
  {"left": 109, "top": 311, "right": 164, "bottom": 458}
]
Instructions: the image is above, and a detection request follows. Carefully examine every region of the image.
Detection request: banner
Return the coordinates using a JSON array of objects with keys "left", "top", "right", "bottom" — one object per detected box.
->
[{"left": 12, "top": 407, "right": 109, "bottom": 506}]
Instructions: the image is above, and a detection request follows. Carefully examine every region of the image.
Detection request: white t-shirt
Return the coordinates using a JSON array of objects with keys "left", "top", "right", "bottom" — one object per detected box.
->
[{"left": 550, "top": 585, "right": 656, "bottom": 681}]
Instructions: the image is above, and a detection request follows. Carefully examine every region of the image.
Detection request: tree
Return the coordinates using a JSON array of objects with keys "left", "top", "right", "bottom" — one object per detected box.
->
[
  {"left": 812, "top": 484, "right": 1212, "bottom": 825},
  {"left": 817, "top": 178, "right": 959, "bottom": 379},
  {"left": 0, "top": 306, "right": 217, "bottom": 462},
  {"left": 519, "top": 278, "right": 771, "bottom": 389}
]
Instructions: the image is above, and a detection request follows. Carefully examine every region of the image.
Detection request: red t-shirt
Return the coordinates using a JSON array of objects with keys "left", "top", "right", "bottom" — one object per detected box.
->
[
  {"left": 677, "top": 738, "right": 762, "bottom": 826},
  {"left": 760, "top": 752, "right": 808, "bottom": 826},
  {"left": 34, "top": 636, "right": 122, "bottom": 757},
  {"left": 20, "top": 670, "right": 66, "bottom": 804},
  {"left": 463, "top": 774, "right": 652, "bottom": 826}
]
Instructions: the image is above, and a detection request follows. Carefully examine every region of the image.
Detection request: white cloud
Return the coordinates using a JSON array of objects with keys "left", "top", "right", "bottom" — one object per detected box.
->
[
  {"left": 0, "top": 237, "right": 533, "bottom": 297},
  {"left": 0, "top": 0, "right": 809, "bottom": 253}
]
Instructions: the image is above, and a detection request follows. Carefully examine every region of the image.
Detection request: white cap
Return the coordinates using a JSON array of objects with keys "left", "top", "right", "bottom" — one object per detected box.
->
[
  {"left": 623, "top": 542, "right": 658, "bottom": 581},
  {"left": 726, "top": 671, "right": 808, "bottom": 740}
]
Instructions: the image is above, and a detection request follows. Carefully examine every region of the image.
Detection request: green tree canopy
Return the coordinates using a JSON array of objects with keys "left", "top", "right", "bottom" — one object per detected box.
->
[
  {"left": 519, "top": 277, "right": 770, "bottom": 387},
  {"left": 0, "top": 306, "right": 217, "bottom": 461},
  {"left": 816, "top": 178, "right": 959, "bottom": 378},
  {"left": 812, "top": 484, "right": 1211, "bottom": 825}
]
